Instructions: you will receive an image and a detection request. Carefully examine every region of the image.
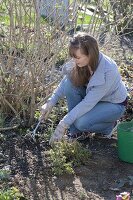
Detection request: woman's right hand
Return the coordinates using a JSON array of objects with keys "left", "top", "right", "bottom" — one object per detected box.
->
[{"left": 39, "top": 102, "right": 53, "bottom": 121}]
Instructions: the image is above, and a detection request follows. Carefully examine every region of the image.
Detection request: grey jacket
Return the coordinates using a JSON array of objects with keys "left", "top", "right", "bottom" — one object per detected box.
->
[{"left": 48, "top": 52, "right": 127, "bottom": 126}]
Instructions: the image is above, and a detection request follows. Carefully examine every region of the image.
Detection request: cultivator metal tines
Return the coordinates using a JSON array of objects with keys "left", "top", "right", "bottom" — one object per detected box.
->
[
  {"left": 31, "top": 121, "right": 41, "bottom": 142},
  {"left": 24, "top": 121, "right": 41, "bottom": 143},
  {"left": 25, "top": 112, "right": 49, "bottom": 142}
]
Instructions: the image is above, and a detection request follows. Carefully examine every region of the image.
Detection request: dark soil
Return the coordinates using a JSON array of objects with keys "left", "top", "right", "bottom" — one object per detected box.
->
[{"left": 1, "top": 128, "right": 133, "bottom": 200}]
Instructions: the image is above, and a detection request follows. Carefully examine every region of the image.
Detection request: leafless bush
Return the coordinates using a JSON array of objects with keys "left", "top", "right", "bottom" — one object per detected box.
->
[{"left": 0, "top": 0, "right": 72, "bottom": 127}]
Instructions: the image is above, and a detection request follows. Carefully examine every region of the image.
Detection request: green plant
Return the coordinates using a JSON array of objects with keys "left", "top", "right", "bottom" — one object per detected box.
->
[
  {"left": 0, "top": 187, "right": 25, "bottom": 200},
  {"left": 78, "top": 190, "right": 87, "bottom": 200},
  {"left": 0, "top": 169, "right": 11, "bottom": 181},
  {"left": 55, "top": 47, "right": 68, "bottom": 67},
  {"left": 34, "top": 110, "right": 41, "bottom": 119},
  {"left": 49, "top": 141, "right": 91, "bottom": 175},
  {"left": 0, "top": 133, "right": 6, "bottom": 142},
  {"left": 77, "top": 12, "right": 91, "bottom": 25}
]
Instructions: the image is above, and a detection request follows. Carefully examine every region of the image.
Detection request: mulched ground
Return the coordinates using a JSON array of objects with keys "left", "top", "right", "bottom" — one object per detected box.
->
[{"left": 1, "top": 127, "right": 133, "bottom": 200}]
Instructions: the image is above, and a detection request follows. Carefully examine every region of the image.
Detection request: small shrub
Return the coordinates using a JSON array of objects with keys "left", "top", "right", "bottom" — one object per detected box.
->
[
  {"left": 0, "top": 187, "right": 26, "bottom": 200},
  {"left": 49, "top": 141, "right": 91, "bottom": 176}
]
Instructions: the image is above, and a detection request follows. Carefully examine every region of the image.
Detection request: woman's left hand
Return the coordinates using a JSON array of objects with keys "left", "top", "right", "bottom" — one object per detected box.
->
[{"left": 49, "top": 120, "right": 68, "bottom": 145}]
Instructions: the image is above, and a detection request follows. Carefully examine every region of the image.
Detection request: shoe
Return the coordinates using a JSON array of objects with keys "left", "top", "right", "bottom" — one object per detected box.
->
[
  {"left": 67, "top": 132, "right": 90, "bottom": 141},
  {"left": 106, "top": 121, "right": 120, "bottom": 139}
]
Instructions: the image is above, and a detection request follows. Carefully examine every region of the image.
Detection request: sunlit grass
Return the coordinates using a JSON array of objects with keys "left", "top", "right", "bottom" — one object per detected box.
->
[
  {"left": 77, "top": 12, "right": 91, "bottom": 25},
  {"left": 0, "top": 15, "right": 10, "bottom": 26}
]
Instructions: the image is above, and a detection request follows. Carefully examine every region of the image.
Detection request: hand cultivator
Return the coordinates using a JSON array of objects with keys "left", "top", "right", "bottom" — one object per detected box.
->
[
  {"left": 24, "top": 121, "right": 42, "bottom": 143},
  {"left": 31, "top": 121, "right": 41, "bottom": 142},
  {"left": 24, "top": 112, "right": 49, "bottom": 143}
]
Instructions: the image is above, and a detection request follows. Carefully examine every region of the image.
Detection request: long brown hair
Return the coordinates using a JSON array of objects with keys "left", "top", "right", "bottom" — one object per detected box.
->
[{"left": 69, "top": 32, "right": 99, "bottom": 86}]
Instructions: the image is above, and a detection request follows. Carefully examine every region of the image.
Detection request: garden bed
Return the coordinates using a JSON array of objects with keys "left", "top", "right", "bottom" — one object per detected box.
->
[{"left": 0, "top": 34, "right": 133, "bottom": 200}]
